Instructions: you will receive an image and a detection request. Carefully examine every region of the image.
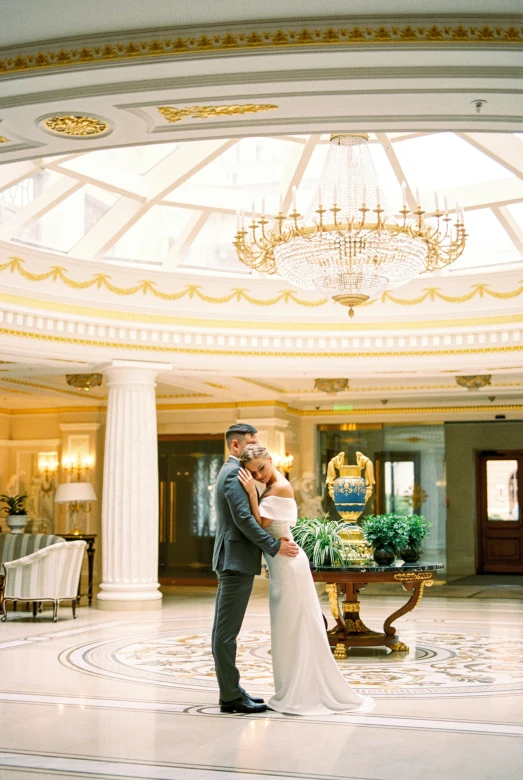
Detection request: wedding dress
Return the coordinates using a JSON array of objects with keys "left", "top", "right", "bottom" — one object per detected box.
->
[{"left": 260, "top": 495, "right": 374, "bottom": 716}]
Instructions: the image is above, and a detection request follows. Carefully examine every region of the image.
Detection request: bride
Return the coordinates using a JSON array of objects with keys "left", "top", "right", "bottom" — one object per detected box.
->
[{"left": 238, "top": 443, "right": 374, "bottom": 717}]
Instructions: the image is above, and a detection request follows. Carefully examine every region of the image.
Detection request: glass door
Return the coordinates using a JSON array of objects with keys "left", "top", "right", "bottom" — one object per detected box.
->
[
  {"left": 477, "top": 451, "right": 523, "bottom": 572},
  {"left": 375, "top": 451, "right": 421, "bottom": 515}
]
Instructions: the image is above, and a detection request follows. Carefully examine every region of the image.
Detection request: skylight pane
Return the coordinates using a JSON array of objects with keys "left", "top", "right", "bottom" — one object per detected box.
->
[
  {"left": 15, "top": 185, "right": 120, "bottom": 252},
  {"left": 104, "top": 205, "right": 192, "bottom": 263},
  {"left": 0, "top": 170, "right": 62, "bottom": 226},
  {"left": 394, "top": 133, "right": 512, "bottom": 191},
  {"left": 180, "top": 213, "right": 249, "bottom": 272},
  {"left": 447, "top": 208, "right": 520, "bottom": 271}
]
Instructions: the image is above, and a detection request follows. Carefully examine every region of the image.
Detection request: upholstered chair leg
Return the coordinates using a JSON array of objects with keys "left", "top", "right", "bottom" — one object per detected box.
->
[
  {"left": 72, "top": 599, "right": 77, "bottom": 619},
  {"left": 32, "top": 602, "right": 37, "bottom": 618},
  {"left": 53, "top": 601, "right": 58, "bottom": 622},
  {"left": 38, "top": 601, "right": 43, "bottom": 613}
]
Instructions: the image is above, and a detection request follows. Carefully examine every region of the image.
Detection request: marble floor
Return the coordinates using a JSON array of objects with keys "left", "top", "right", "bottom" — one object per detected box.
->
[{"left": 1, "top": 580, "right": 522, "bottom": 780}]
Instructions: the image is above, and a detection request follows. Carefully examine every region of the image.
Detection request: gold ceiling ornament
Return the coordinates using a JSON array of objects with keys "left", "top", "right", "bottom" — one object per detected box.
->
[
  {"left": 158, "top": 104, "right": 278, "bottom": 123},
  {"left": 235, "top": 134, "right": 467, "bottom": 317},
  {"left": 65, "top": 373, "right": 103, "bottom": 392},
  {"left": 314, "top": 378, "right": 349, "bottom": 393},
  {"left": 455, "top": 374, "right": 492, "bottom": 390},
  {"left": 2, "top": 257, "right": 523, "bottom": 311},
  {"left": 42, "top": 115, "right": 110, "bottom": 137},
  {"left": 0, "top": 137, "right": 9, "bottom": 143},
  {"left": 0, "top": 22, "right": 521, "bottom": 76}
]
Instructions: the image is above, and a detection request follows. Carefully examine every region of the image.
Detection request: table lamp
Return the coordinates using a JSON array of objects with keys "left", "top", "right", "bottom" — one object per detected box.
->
[{"left": 54, "top": 482, "right": 97, "bottom": 535}]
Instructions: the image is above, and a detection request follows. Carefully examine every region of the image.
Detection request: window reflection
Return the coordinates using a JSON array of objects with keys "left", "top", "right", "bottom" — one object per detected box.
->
[{"left": 486, "top": 460, "right": 519, "bottom": 521}]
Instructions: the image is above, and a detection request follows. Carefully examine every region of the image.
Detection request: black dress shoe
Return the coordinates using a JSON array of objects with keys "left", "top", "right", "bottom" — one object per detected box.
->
[
  {"left": 220, "top": 693, "right": 267, "bottom": 714},
  {"left": 240, "top": 687, "right": 264, "bottom": 704}
]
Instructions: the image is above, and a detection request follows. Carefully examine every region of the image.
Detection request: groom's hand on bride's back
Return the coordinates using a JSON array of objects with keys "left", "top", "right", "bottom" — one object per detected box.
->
[{"left": 278, "top": 537, "right": 300, "bottom": 557}]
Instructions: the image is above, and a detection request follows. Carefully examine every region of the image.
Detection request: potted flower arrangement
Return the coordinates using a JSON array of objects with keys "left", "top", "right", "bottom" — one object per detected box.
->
[
  {"left": 0, "top": 493, "right": 28, "bottom": 534},
  {"left": 292, "top": 517, "right": 345, "bottom": 567},
  {"left": 398, "top": 515, "right": 431, "bottom": 563},
  {"left": 362, "top": 514, "right": 409, "bottom": 566}
]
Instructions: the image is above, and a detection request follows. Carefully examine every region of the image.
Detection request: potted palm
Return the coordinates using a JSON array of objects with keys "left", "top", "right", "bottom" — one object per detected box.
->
[
  {"left": 292, "top": 517, "right": 345, "bottom": 567},
  {"left": 362, "top": 514, "right": 409, "bottom": 565},
  {"left": 0, "top": 493, "right": 28, "bottom": 534},
  {"left": 398, "top": 515, "right": 431, "bottom": 562}
]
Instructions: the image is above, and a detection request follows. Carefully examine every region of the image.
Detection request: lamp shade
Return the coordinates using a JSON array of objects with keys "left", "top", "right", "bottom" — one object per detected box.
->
[{"left": 54, "top": 482, "right": 97, "bottom": 503}]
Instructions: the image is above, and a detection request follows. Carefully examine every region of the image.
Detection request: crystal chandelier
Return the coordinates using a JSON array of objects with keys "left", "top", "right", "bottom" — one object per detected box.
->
[{"left": 234, "top": 134, "right": 467, "bottom": 317}]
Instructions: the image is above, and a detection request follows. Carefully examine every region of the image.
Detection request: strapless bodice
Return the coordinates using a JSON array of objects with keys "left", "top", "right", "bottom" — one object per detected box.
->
[{"left": 259, "top": 495, "right": 298, "bottom": 540}]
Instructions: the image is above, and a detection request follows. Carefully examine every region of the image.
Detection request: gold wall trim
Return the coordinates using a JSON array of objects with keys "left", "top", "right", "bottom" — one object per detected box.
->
[
  {"left": 0, "top": 20, "right": 521, "bottom": 77},
  {"left": 2, "top": 259, "right": 523, "bottom": 327},
  {"left": 1, "top": 324, "right": 522, "bottom": 359},
  {"left": 4, "top": 401, "right": 523, "bottom": 417}
]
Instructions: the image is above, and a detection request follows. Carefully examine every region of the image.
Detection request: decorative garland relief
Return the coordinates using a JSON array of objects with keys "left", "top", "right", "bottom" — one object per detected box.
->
[{"left": 1, "top": 257, "right": 523, "bottom": 309}]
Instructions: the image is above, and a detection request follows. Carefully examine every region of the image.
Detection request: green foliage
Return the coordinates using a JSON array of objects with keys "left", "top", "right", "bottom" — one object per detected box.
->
[
  {"left": 404, "top": 514, "right": 431, "bottom": 546},
  {"left": 362, "top": 514, "right": 409, "bottom": 553},
  {"left": 0, "top": 494, "right": 27, "bottom": 516},
  {"left": 292, "top": 516, "right": 345, "bottom": 567}
]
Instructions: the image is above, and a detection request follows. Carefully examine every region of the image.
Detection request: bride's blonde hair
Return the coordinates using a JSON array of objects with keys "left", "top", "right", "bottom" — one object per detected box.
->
[{"left": 239, "top": 443, "right": 270, "bottom": 465}]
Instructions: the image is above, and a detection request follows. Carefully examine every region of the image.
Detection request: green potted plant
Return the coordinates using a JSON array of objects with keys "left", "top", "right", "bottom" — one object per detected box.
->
[
  {"left": 398, "top": 515, "right": 431, "bottom": 563},
  {"left": 362, "top": 514, "right": 409, "bottom": 566},
  {"left": 292, "top": 517, "right": 345, "bottom": 567},
  {"left": 0, "top": 493, "right": 28, "bottom": 534}
]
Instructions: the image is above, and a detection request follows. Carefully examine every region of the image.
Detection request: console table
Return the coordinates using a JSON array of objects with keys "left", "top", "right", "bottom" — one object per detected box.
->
[
  {"left": 312, "top": 563, "right": 443, "bottom": 657},
  {"left": 61, "top": 533, "right": 97, "bottom": 606}
]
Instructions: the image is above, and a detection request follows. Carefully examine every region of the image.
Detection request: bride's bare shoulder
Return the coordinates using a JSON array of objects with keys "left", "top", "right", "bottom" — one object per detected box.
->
[{"left": 270, "top": 479, "right": 294, "bottom": 499}]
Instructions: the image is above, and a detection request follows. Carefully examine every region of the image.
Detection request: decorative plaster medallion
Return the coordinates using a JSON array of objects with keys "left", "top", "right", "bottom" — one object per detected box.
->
[
  {"left": 41, "top": 115, "right": 110, "bottom": 137},
  {"left": 158, "top": 104, "right": 278, "bottom": 123},
  {"left": 61, "top": 627, "right": 523, "bottom": 698}
]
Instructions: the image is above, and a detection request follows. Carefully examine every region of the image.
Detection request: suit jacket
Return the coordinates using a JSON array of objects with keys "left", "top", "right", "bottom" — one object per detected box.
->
[{"left": 212, "top": 456, "right": 281, "bottom": 575}]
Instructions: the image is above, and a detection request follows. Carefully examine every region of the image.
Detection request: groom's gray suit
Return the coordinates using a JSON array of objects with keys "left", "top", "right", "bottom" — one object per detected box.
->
[{"left": 212, "top": 455, "right": 281, "bottom": 702}]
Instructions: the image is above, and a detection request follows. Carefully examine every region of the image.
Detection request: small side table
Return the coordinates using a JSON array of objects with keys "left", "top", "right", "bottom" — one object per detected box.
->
[
  {"left": 61, "top": 533, "right": 97, "bottom": 606},
  {"left": 312, "top": 563, "right": 443, "bottom": 656}
]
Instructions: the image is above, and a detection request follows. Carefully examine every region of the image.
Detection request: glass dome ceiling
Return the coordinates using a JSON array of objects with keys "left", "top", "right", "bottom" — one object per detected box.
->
[{"left": 0, "top": 132, "right": 521, "bottom": 277}]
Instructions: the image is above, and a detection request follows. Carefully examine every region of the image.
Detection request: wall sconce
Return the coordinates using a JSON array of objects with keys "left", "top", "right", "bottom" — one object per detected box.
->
[
  {"left": 37, "top": 454, "right": 59, "bottom": 479},
  {"left": 55, "top": 481, "right": 97, "bottom": 535},
  {"left": 62, "top": 453, "right": 94, "bottom": 482},
  {"left": 273, "top": 454, "right": 294, "bottom": 477}
]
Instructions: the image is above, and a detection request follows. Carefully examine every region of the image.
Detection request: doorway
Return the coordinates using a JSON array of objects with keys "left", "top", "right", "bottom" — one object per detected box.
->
[
  {"left": 375, "top": 451, "right": 421, "bottom": 515},
  {"left": 158, "top": 435, "right": 224, "bottom": 582},
  {"left": 477, "top": 450, "right": 522, "bottom": 573}
]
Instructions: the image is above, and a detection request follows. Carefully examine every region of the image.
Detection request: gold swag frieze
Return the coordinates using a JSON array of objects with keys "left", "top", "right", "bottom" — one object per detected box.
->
[
  {"left": 0, "top": 19, "right": 521, "bottom": 76},
  {"left": 1, "top": 257, "right": 523, "bottom": 309}
]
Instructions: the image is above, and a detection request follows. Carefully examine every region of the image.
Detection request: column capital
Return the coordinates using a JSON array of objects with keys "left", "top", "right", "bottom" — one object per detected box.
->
[{"left": 99, "top": 360, "right": 172, "bottom": 386}]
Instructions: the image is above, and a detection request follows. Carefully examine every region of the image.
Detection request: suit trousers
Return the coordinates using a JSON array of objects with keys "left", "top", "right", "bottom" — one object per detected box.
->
[{"left": 212, "top": 569, "right": 255, "bottom": 701}]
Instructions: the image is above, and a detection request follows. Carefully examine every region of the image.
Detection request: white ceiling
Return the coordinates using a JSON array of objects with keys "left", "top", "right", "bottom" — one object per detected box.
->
[{"left": 3, "top": 1, "right": 520, "bottom": 48}]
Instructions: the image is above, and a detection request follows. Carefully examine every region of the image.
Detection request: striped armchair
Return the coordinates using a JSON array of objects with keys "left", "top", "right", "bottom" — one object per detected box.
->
[
  {"left": 0, "top": 533, "right": 63, "bottom": 573},
  {"left": 2, "top": 540, "right": 86, "bottom": 622}
]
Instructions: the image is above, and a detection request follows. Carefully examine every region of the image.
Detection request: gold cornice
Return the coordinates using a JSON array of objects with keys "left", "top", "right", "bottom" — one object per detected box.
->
[
  {"left": 1, "top": 324, "right": 523, "bottom": 359},
  {"left": 0, "top": 20, "right": 521, "bottom": 77},
  {"left": 296, "top": 404, "right": 523, "bottom": 416}
]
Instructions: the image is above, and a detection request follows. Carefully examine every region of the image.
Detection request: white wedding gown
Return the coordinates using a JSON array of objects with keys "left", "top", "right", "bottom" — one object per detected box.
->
[{"left": 260, "top": 495, "right": 374, "bottom": 716}]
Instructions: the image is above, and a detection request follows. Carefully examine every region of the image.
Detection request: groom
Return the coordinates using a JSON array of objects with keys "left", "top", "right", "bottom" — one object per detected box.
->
[{"left": 212, "top": 423, "right": 299, "bottom": 714}]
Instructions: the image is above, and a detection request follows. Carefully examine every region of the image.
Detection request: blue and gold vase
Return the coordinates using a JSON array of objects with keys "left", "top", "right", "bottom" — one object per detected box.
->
[{"left": 332, "top": 465, "right": 367, "bottom": 522}]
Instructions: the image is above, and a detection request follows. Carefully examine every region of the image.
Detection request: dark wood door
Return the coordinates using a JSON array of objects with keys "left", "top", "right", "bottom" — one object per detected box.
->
[{"left": 477, "top": 450, "right": 522, "bottom": 573}]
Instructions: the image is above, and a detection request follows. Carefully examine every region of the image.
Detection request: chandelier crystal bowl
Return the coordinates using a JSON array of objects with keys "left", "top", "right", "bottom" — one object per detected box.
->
[{"left": 234, "top": 134, "right": 467, "bottom": 316}]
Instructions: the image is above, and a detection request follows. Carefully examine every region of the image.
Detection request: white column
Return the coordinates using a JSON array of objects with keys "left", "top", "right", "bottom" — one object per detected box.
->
[{"left": 97, "top": 360, "right": 171, "bottom": 610}]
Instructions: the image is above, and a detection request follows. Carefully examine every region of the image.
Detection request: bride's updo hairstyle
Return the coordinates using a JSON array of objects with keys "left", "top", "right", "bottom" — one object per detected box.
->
[{"left": 239, "top": 443, "right": 270, "bottom": 466}]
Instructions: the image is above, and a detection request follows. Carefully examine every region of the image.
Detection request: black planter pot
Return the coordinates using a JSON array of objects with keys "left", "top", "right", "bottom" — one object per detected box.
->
[
  {"left": 398, "top": 546, "right": 422, "bottom": 563},
  {"left": 373, "top": 548, "right": 395, "bottom": 566}
]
